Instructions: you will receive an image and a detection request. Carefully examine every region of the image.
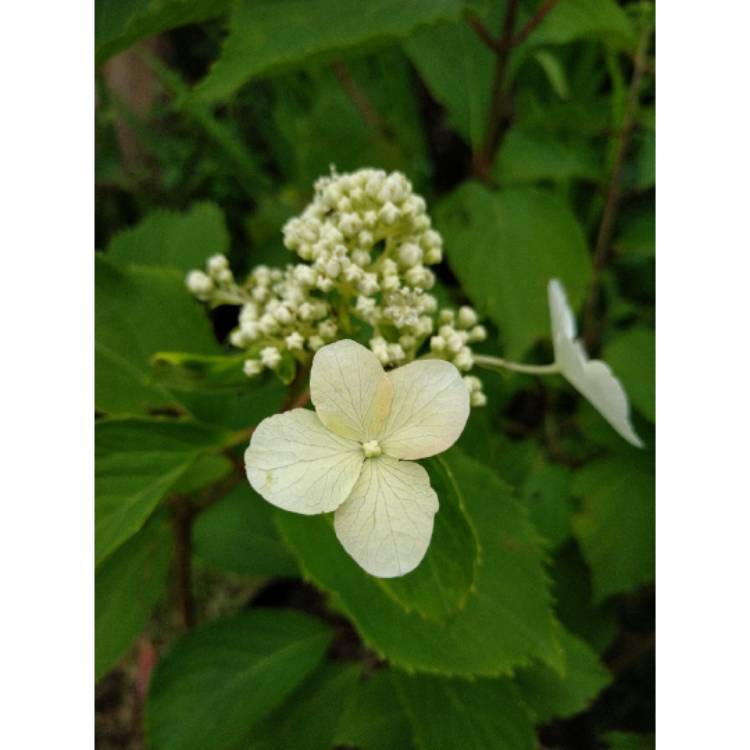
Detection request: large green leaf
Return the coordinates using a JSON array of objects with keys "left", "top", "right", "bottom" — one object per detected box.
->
[
  {"left": 603, "top": 328, "right": 655, "bottom": 422},
  {"left": 276, "top": 448, "right": 561, "bottom": 677},
  {"left": 106, "top": 202, "right": 229, "bottom": 273},
  {"left": 151, "top": 351, "right": 252, "bottom": 393},
  {"left": 378, "top": 456, "right": 480, "bottom": 621},
  {"left": 95, "top": 514, "right": 173, "bottom": 680},
  {"left": 436, "top": 183, "right": 591, "bottom": 357},
  {"left": 395, "top": 673, "right": 535, "bottom": 750},
  {"left": 145, "top": 610, "right": 333, "bottom": 750},
  {"left": 194, "top": 0, "right": 462, "bottom": 102},
  {"left": 335, "top": 670, "right": 417, "bottom": 750},
  {"left": 193, "top": 483, "right": 298, "bottom": 578},
  {"left": 242, "top": 664, "right": 361, "bottom": 749},
  {"left": 572, "top": 457, "right": 655, "bottom": 601},
  {"left": 95, "top": 417, "right": 230, "bottom": 565},
  {"left": 521, "top": 462, "right": 575, "bottom": 550},
  {"left": 514, "top": 627, "right": 611, "bottom": 724},
  {"left": 95, "top": 256, "right": 220, "bottom": 414},
  {"left": 95, "top": 0, "right": 231, "bottom": 64}
]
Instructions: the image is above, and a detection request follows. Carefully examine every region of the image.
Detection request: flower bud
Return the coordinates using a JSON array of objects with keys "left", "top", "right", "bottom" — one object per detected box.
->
[
  {"left": 260, "top": 346, "right": 282, "bottom": 369},
  {"left": 243, "top": 359, "right": 263, "bottom": 377}
]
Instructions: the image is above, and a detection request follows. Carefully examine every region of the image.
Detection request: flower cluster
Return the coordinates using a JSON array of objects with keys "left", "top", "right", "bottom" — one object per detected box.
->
[{"left": 186, "top": 167, "right": 487, "bottom": 406}]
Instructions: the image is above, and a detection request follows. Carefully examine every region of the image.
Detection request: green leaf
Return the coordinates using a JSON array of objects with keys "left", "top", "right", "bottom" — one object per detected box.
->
[
  {"left": 378, "top": 456, "right": 480, "bottom": 621},
  {"left": 613, "top": 209, "right": 655, "bottom": 259},
  {"left": 436, "top": 183, "right": 591, "bottom": 357},
  {"left": 145, "top": 610, "right": 333, "bottom": 750},
  {"left": 194, "top": 0, "right": 462, "bottom": 102},
  {"left": 335, "top": 670, "right": 417, "bottom": 750},
  {"left": 395, "top": 672, "right": 535, "bottom": 750},
  {"left": 106, "top": 202, "right": 229, "bottom": 273},
  {"left": 95, "top": 0, "right": 231, "bottom": 65},
  {"left": 151, "top": 351, "right": 252, "bottom": 393},
  {"left": 514, "top": 627, "right": 611, "bottom": 724},
  {"left": 95, "top": 256, "right": 220, "bottom": 414},
  {"left": 572, "top": 457, "right": 655, "bottom": 601},
  {"left": 521, "top": 462, "right": 575, "bottom": 550},
  {"left": 494, "top": 126, "right": 601, "bottom": 184},
  {"left": 276, "top": 448, "right": 562, "bottom": 677},
  {"left": 95, "top": 514, "right": 173, "bottom": 680},
  {"left": 601, "top": 731, "right": 656, "bottom": 750},
  {"left": 95, "top": 416, "right": 230, "bottom": 565},
  {"left": 243, "top": 663, "right": 361, "bottom": 750},
  {"left": 193, "top": 483, "right": 298, "bottom": 578},
  {"left": 533, "top": 49, "right": 570, "bottom": 99},
  {"left": 169, "top": 452, "right": 233, "bottom": 495},
  {"left": 603, "top": 329, "right": 655, "bottom": 422},
  {"left": 524, "top": 0, "right": 635, "bottom": 50}
]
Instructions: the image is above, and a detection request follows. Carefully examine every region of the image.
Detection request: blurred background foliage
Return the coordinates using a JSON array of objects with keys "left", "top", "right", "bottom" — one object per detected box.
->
[{"left": 95, "top": 0, "right": 655, "bottom": 748}]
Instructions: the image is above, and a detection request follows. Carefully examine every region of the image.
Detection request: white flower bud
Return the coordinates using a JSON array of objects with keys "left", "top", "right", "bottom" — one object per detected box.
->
[
  {"left": 399, "top": 334, "right": 416, "bottom": 349},
  {"left": 470, "top": 390, "right": 487, "bottom": 407},
  {"left": 285, "top": 332, "right": 304, "bottom": 351},
  {"left": 352, "top": 249, "right": 371, "bottom": 267},
  {"left": 325, "top": 260, "right": 341, "bottom": 278},
  {"left": 308, "top": 335, "right": 325, "bottom": 351},
  {"left": 398, "top": 243, "right": 423, "bottom": 267},
  {"left": 380, "top": 202, "right": 400, "bottom": 225},
  {"left": 338, "top": 212, "right": 362, "bottom": 236},
  {"left": 388, "top": 343, "right": 406, "bottom": 362},
  {"left": 382, "top": 275, "right": 400, "bottom": 292},
  {"left": 186, "top": 270, "right": 214, "bottom": 298},
  {"left": 359, "top": 273, "right": 379, "bottom": 296},
  {"left": 423, "top": 246, "right": 443, "bottom": 265},
  {"left": 294, "top": 265, "right": 317, "bottom": 286},
  {"left": 357, "top": 231, "right": 374, "bottom": 249},
  {"left": 318, "top": 320, "right": 337, "bottom": 339},
  {"left": 417, "top": 316, "right": 434, "bottom": 335},
  {"left": 430, "top": 335, "right": 446, "bottom": 352},
  {"left": 274, "top": 305, "right": 294, "bottom": 325},
  {"left": 298, "top": 302, "right": 314, "bottom": 321},
  {"left": 207, "top": 254, "right": 229, "bottom": 275},
  {"left": 468, "top": 325, "right": 487, "bottom": 342},
  {"left": 446, "top": 332, "right": 464, "bottom": 354},
  {"left": 215, "top": 267, "right": 234, "bottom": 284},
  {"left": 382, "top": 258, "right": 399, "bottom": 277},
  {"left": 336, "top": 196, "right": 352, "bottom": 213},
  {"left": 421, "top": 295, "right": 438, "bottom": 314},
  {"left": 439, "top": 309, "right": 455, "bottom": 324},
  {"left": 229, "top": 329, "right": 246, "bottom": 348},
  {"left": 243, "top": 359, "right": 263, "bottom": 377},
  {"left": 317, "top": 277, "right": 334, "bottom": 292},
  {"left": 260, "top": 346, "right": 282, "bottom": 369},
  {"left": 259, "top": 313, "right": 279, "bottom": 335},
  {"left": 363, "top": 210, "right": 378, "bottom": 228},
  {"left": 464, "top": 375, "right": 482, "bottom": 393},
  {"left": 457, "top": 306, "right": 478, "bottom": 329}
]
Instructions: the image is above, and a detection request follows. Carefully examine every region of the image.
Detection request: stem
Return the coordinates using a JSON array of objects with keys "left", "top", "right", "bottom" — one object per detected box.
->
[
  {"left": 472, "top": 0, "right": 520, "bottom": 183},
  {"left": 466, "top": 15, "right": 500, "bottom": 52},
  {"left": 474, "top": 353, "right": 560, "bottom": 375},
  {"left": 509, "top": 0, "right": 560, "bottom": 46},
  {"left": 332, "top": 62, "right": 390, "bottom": 139},
  {"left": 582, "top": 23, "right": 652, "bottom": 349},
  {"left": 172, "top": 501, "right": 196, "bottom": 629}
]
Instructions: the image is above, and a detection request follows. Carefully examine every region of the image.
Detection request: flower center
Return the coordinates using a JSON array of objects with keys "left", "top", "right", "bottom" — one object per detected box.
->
[{"left": 361, "top": 439, "right": 382, "bottom": 458}]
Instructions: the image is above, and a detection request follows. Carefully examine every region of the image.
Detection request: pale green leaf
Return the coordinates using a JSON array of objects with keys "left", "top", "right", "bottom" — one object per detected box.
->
[
  {"left": 145, "top": 610, "right": 333, "bottom": 750},
  {"left": 436, "top": 183, "right": 591, "bottom": 357}
]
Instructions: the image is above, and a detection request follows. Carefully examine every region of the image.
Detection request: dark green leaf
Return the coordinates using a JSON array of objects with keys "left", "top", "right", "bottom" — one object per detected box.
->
[
  {"left": 521, "top": 462, "right": 575, "bottom": 549},
  {"left": 194, "top": 483, "right": 298, "bottom": 578},
  {"left": 603, "top": 328, "right": 655, "bottom": 422},
  {"left": 95, "top": 515, "right": 173, "bottom": 679},
  {"left": 145, "top": 610, "right": 333, "bottom": 750},
  {"left": 194, "top": 0, "right": 462, "bottom": 102},
  {"left": 572, "top": 457, "right": 655, "bottom": 601},
  {"left": 95, "top": 417, "right": 230, "bottom": 565},
  {"left": 601, "top": 731, "right": 656, "bottom": 750},
  {"left": 437, "top": 183, "right": 591, "bottom": 357},
  {"left": 613, "top": 209, "right": 655, "bottom": 259},
  {"left": 106, "top": 202, "right": 229, "bottom": 273},
  {"left": 151, "top": 351, "right": 252, "bottom": 393},
  {"left": 169, "top": 452, "right": 233, "bottom": 494},
  {"left": 395, "top": 672, "right": 535, "bottom": 750},
  {"left": 378, "top": 456, "right": 480, "bottom": 621},
  {"left": 276, "top": 448, "right": 562, "bottom": 677}
]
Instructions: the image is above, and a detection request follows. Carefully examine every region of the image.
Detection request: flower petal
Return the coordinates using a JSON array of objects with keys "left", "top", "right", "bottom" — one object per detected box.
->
[
  {"left": 310, "top": 339, "right": 393, "bottom": 442},
  {"left": 334, "top": 456, "right": 438, "bottom": 578},
  {"left": 548, "top": 277, "right": 577, "bottom": 346},
  {"left": 556, "top": 338, "right": 644, "bottom": 448},
  {"left": 245, "top": 408, "right": 364, "bottom": 514},
  {"left": 378, "top": 359, "right": 470, "bottom": 460}
]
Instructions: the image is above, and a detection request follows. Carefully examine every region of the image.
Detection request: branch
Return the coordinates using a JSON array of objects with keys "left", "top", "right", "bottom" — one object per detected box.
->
[
  {"left": 332, "top": 62, "right": 391, "bottom": 139},
  {"left": 172, "top": 501, "right": 196, "bottom": 629},
  {"left": 582, "top": 26, "right": 652, "bottom": 349},
  {"left": 467, "top": 14, "right": 501, "bottom": 52},
  {"left": 510, "top": 0, "right": 560, "bottom": 46}
]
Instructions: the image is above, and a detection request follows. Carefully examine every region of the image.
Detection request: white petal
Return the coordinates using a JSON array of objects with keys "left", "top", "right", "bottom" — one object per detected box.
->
[
  {"left": 556, "top": 338, "right": 644, "bottom": 448},
  {"left": 378, "top": 359, "right": 470, "bottom": 460},
  {"left": 548, "top": 278, "right": 577, "bottom": 346},
  {"left": 245, "top": 408, "right": 364, "bottom": 514},
  {"left": 310, "top": 339, "right": 393, "bottom": 442},
  {"left": 334, "top": 456, "right": 438, "bottom": 578}
]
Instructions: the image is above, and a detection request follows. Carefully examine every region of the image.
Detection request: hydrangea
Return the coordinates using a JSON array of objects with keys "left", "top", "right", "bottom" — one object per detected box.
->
[{"left": 244, "top": 340, "right": 470, "bottom": 577}]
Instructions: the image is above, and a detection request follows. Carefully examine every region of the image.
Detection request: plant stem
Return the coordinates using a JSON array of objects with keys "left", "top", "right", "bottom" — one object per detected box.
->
[
  {"left": 472, "top": 0, "right": 520, "bottom": 183},
  {"left": 332, "top": 62, "right": 390, "bottom": 139},
  {"left": 172, "top": 501, "right": 196, "bottom": 629},
  {"left": 582, "top": 24, "right": 652, "bottom": 349},
  {"left": 509, "top": 0, "right": 559, "bottom": 46},
  {"left": 474, "top": 353, "right": 560, "bottom": 375}
]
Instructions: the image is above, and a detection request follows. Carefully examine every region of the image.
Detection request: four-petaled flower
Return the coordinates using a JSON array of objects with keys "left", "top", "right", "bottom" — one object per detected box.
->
[
  {"left": 548, "top": 279, "right": 643, "bottom": 447},
  {"left": 245, "top": 339, "right": 470, "bottom": 577}
]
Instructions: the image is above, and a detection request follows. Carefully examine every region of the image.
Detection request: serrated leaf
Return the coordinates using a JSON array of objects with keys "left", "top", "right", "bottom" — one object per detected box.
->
[
  {"left": 194, "top": 0, "right": 462, "bottom": 102},
  {"left": 521, "top": 462, "right": 575, "bottom": 549},
  {"left": 145, "top": 610, "right": 333, "bottom": 750},
  {"left": 95, "top": 416, "right": 230, "bottom": 565},
  {"left": 276, "top": 448, "right": 561, "bottom": 677},
  {"left": 378, "top": 456, "right": 480, "bottom": 621},
  {"left": 436, "top": 183, "right": 591, "bottom": 357},
  {"left": 335, "top": 670, "right": 417, "bottom": 750},
  {"left": 572, "top": 458, "right": 655, "bottom": 601},
  {"left": 395, "top": 672, "right": 535, "bottom": 750},
  {"left": 106, "top": 202, "right": 229, "bottom": 273},
  {"left": 514, "top": 627, "right": 611, "bottom": 724},
  {"left": 603, "top": 329, "right": 655, "bottom": 422},
  {"left": 95, "top": 514, "right": 173, "bottom": 680},
  {"left": 193, "top": 483, "right": 298, "bottom": 578}
]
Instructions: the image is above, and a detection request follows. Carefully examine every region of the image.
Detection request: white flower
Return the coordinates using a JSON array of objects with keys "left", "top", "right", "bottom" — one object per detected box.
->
[
  {"left": 243, "top": 359, "right": 263, "bottom": 377},
  {"left": 548, "top": 279, "right": 643, "bottom": 448},
  {"left": 185, "top": 270, "right": 214, "bottom": 299},
  {"left": 245, "top": 340, "right": 470, "bottom": 577},
  {"left": 260, "top": 346, "right": 282, "bottom": 370},
  {"left": 285, "top": 332, "right": 304, "bottom": 351}
]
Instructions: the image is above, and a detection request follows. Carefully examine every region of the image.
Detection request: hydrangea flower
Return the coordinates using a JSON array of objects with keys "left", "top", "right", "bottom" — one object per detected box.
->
[
  {"left": 548, "top": 279, "right": 643, "bottom": 447},
  {"left": 244, "top": 339, "right": 470, "bottom": 577}
]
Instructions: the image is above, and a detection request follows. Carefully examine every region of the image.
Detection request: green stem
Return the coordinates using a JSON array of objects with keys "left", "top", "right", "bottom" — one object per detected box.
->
[{"left": 474, "top": 354, "right": 560, "bottom": 375}]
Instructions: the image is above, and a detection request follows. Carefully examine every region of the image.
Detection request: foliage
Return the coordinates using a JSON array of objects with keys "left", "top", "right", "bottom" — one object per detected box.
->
[{"left": 95, "top": 0, "right": 655, "bottom": 747}]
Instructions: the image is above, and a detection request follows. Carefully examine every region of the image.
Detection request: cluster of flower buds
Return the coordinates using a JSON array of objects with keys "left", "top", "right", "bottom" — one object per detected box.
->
[{"left": 186, "top": 168, "right": 488, "bottom": 405}]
